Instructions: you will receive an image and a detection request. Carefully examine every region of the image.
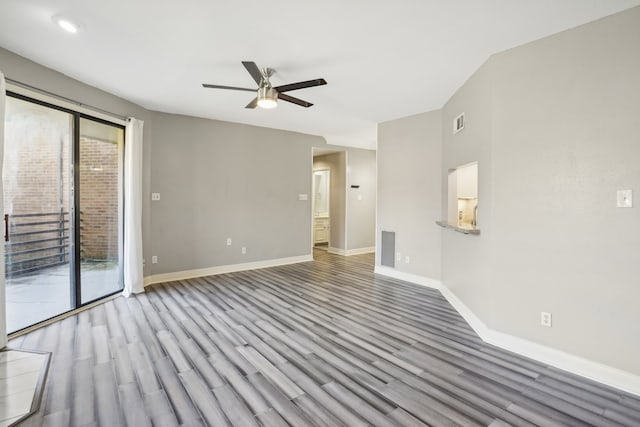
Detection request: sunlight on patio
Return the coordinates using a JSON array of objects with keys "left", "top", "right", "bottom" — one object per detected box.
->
[{"left": 6, "top": 261, "right": 120, "bottom": 333}]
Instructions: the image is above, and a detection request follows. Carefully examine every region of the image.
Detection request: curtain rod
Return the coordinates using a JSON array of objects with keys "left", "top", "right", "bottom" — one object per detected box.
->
[{"left": 5, "top": 77, "right": 129, "bottom": 122}]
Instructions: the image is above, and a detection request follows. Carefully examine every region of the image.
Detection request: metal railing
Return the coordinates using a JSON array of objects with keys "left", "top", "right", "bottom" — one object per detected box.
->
[{"left": 4, "top": 210, "right": 70, "bottom": 276}]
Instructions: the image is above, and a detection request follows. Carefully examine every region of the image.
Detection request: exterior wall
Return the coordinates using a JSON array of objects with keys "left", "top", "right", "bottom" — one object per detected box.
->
[
  {"left": 3, "top": 112, "right": 119, "bottom": 270},
  {"left": 3, "top": 99, "right": 72, "bottom": 273},
  {"left": 79, "top": 137, "right": 120, "bottom": 260}
]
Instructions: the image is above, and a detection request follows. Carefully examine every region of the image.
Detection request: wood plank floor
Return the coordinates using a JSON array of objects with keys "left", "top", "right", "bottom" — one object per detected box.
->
[{"left": 9, "top": 250, "right": 640, "bottom": 426}]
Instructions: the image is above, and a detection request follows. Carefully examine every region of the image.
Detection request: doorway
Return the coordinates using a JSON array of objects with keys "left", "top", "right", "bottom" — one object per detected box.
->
[
  {"left": 312, "top": 148, "right": 347, "bottom": 256},
  {"left": 3, "top": 93, "right": 124, "bottom": 333},
  {"left": 313, "top": 169, "right": 330, "bottom": 249}
]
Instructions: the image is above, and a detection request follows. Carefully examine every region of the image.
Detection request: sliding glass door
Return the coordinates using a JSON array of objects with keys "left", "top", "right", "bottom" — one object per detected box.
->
[
  {"left": 4, "top": 96, "right": 73, "bottom": 331},
  {"left": 3, "top": 94, "right": 124, "bottom": 333},
  {"left": 79, "top": 118, "right": 124, "bottom": 304}
]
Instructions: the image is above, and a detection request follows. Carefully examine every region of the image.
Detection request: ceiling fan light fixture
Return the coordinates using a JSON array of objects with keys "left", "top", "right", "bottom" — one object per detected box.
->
[{"left": 257, "top": 86, "right": 278, "bottom": 109}]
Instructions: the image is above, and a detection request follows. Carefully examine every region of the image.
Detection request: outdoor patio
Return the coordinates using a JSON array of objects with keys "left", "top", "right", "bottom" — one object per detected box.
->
[{"left": 6, "top": 261, "right": 120, "bottom": 333}]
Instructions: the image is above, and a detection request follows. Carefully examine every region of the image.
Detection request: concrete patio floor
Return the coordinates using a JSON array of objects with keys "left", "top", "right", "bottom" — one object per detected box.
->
[{"left": 6, "top": 261, "right": 121, "bottom": 333}]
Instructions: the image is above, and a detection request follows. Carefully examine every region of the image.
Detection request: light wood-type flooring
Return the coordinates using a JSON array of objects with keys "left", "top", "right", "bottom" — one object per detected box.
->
[{"left": 9, "top": 250, "right": 640, "bottom": 426}]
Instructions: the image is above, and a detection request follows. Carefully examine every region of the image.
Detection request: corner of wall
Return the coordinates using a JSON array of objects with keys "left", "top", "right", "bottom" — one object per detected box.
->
[{"left": 374, "top": 267, "right": 640, "bottom": 397}]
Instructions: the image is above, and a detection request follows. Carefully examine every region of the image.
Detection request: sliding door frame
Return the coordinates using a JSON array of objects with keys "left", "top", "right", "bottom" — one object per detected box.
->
[{"left": 5, "top": 91, "right": 125, "bottom": 327}]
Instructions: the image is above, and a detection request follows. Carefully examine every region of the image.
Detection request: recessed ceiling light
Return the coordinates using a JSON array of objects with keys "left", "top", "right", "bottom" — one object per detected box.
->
[{"left": 52, "top": 15, "right": 79, "bottom": 33}]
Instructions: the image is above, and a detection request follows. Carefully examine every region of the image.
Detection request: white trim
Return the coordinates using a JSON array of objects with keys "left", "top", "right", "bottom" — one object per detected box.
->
[
  {"left": 374, "top": 266, "right": 640, "bottom": 397},
  {"left": 328, "top": 246, "right": 375, "bottom": 256},
  {"left": 328, "top": 247, "right": 345, "bottom": 255},
  {"left": 374, "top": 266, "right": 443, "bottom": 289},
  {"left": 345, "top": 246, "right": 375, "bottom": 256},
  {"left": 143, "top": 254, "right": 313, "bottom": 287}
]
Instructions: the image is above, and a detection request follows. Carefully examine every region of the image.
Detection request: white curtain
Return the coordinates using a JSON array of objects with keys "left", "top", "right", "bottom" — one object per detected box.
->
[
  {"left": 0, "top": 72, "right": 7, "bottom": 346},
  {"left": 123, "top": 117, "right": 144, "bottom": 297}
]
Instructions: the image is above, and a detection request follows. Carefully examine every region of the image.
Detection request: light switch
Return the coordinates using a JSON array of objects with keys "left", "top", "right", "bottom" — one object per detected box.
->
[
  {"left": 298, "top": 194, "right": 309, "bottom": 201},
  {"left": 357, "top": 194, "right": 363, "bottom": 201},
  {"left": 617, "top": 190, "right": 632, "bottom": 208},
  {"left": 151, "top": 193, "right": 160, "bottom": 201}
]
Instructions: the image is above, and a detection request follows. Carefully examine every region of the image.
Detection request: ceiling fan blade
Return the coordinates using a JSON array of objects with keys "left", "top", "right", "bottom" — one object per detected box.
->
[
  {"left": 242, "top": 61, "right": 263, "bottom": 85},
  {"left": 245, "top": 98, "right": 258, "bottom": 109},
  {"left": 279, "top": 93, "right": 313, "bottom": 108},
  {"left": 275, "top": 78, "right": 327, "bottom": 93},
  {"left": 202, "top": 84, "right": 256, "bottom": 92}
]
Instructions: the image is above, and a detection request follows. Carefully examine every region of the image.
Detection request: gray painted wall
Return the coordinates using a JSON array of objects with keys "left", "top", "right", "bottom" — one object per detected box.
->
[
  {"left": 486, "top": 7, "right": 640, "bottom": 374},
  {"left": 377, "top": 110, "right": 442, "bottom": 279},
  {"left": 346, "top": 148, "right": 376, "bottom": 250},
  {"left": 441, "top": 60, "right": 495, "bottom": 325},
  {"left": 151, "top": 112, "right": 325, "bottom": 274},
  {"left": 313, "top": 153, "right": 346, "bottom": 250},
  {"left": 377, "top": 7, "right": 640, "bottom": 375}
]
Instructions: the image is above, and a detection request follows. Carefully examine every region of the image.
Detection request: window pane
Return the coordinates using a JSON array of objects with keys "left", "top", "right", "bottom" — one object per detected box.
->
[
  {"left": 79, "top": 118, "right": 123, "bottom": 303},
  {"left": 3, "top": 97, "right": 73, "bottom": 332}
]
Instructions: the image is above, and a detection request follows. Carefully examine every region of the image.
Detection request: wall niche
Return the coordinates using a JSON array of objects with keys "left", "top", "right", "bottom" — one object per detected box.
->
[{"left": 447, "top": 162, "right": 478, "bottom": 230}]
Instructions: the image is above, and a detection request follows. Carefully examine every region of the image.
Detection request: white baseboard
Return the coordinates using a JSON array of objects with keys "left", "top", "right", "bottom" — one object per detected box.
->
[
  {"left": 329, "top": 246, "right": 375, "bottom": 256},
  {"left": 345, "top": 246, "right": 375, "bottom": 256},
  {"left": 143, "top": 254, "right": 313, "bottom": 287},
  {"left": 374, "top": 266, "right": 443, "bottom": 289},
  {"left": 374, "top": 266, "right": 640, "bottom": 397}
]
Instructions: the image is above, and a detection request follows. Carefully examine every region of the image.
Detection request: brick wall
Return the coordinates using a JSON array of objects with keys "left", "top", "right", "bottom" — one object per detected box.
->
[
  {"left": 79, "top": 137, "right": 119, "bottom": 260},
  {"left": 3, "top": 117, "right": 72, "bottom": 273},
  {"left": 3, "top": 115, "right": 120, "bottom": 272}
]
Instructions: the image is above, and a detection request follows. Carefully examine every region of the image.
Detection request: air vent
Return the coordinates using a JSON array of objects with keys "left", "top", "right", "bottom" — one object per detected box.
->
[
  {"left": 381, "top": 231, "right": 395, "bottom": 268},
  {"left": 453, "top": 113, "right": 465, "bottom": 134}
]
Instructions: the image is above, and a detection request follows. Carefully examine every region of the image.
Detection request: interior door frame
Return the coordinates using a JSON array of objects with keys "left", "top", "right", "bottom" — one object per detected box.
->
[
  {"left": 311, "top": 164, "right": 331, "bottom": 251},
  {"left": 5, "top": 91, "right": 125, "bottom": 329}
]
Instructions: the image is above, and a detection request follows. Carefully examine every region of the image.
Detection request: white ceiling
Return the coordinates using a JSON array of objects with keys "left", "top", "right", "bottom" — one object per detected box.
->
[{"left": 1, "top": 1, "right": 639, "bottom": 149}]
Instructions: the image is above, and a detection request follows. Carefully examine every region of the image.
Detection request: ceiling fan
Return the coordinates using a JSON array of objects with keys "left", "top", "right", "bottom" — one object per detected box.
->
[{"left": 202, "top": 61, "right": 327, "bottom": 109}]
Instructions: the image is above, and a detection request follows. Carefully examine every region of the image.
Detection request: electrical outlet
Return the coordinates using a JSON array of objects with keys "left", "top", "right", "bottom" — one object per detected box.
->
[
  {"left": 541, "top": 312, "right": 552, "bottom": 327},
  {"left": 226, "top": 238, "right": 232, "bottom": 246},
  {"left": 617, "top": 189, "right": 633, "bottom": 207},
  {"left": 405, "top": 255, "right": 410, "bottom": 264},
  {"left": 151, "top": 256, "right": 158, "bottom": 264},
  {"left": 151, "top": 193, "right": 160, "bottom": 201},
  {"left": 241, "top": 247, "right": 247, "bottom": 255},
  {"left": 396, "top": 252, "right": 401, "bottom": 262}
]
